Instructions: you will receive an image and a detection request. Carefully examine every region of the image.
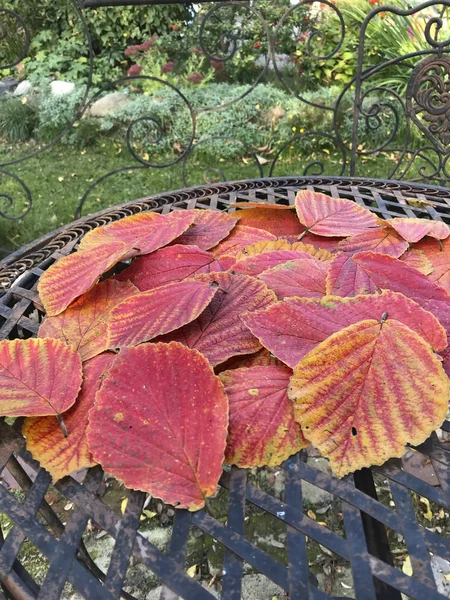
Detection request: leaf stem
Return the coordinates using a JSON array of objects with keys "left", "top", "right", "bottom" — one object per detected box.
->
[
  {"left": 57, "top": 413, "right": 68, "bottom": 438},
  {"left": 297, "top": 228, "right": 309, "bottom": 242}
]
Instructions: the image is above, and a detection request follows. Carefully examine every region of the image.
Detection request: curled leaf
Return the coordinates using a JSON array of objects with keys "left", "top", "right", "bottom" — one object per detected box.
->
[
  {"left": 389, "top": 217, "right": 449, "bottom": 243},
  {"left": 233, "top": 206, "right": 305, "bottom": 240},
  {"left": 172, "top": 209, "right": 237, "bottom": 250}
]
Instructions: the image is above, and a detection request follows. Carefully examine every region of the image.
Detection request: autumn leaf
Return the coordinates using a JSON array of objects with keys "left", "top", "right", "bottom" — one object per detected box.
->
[
  {"left": 107, "top": 279, "right": 219, "bottom": 348},
  {"left": 38, "top": 241, "right": 128, "bottom": 316},
  {"left": 326, "top": 252, "right": 379, "bottom": 297},
  {"left": 220, "top": 365, "right": 307, "bottom": 467},
  {"left": 211, "top": 225, "right": 276, "bottom": 258},
  {"left": 79, "top": 211, "right": 195, "bottom": 259},
  {"left": 0, "top": 338, "right": 82, "bottom": 417},
  {"left": 232, "top": 206, "right": 305, "bottom": 241},
  {"left": 288, "top": 319, "right": 449, "bottom": 477},
  {"left": 295, "top": 190, "right": 377, "bottom": 237},
  {"left": 115, "top": 245, "right": 221, "bottom": 291},
  {"left": 399, "top": 249, "right": 433, "bottom": 275},
  {"left": 413, "top": 237, "right": 450, "bottom": 293},
  {"left": 231, "top": 201, "right": 293, "bottom": 210},
  {"left": 388, "top": 217, "right": 449, "bottom": 243},
  {"left": 260, "top": 257, "right": 328, "bottom": 299},
  {"left": 231, "top": 250, "right": 315, "bottom": 277},
  {"left": 215, "top": 348, "right": 280, "bottom": 374},
  {"left": 337, "top": 227, "right": 408, "bottom": 257},
  {"left": 235, "top": 239, "right": 333, "bottom": 261},
  {"left": 23, "top": 353, "right": 115, "bottom": 481},
  {"left": 242, "top": 290, "right": 447, "bottom": 367},
  {"left": 172, "top": 209, "right": 237, "bottom": 250},
  {"left": 156, "top": 272, "right": 276, "bottom": 365},
  {"left": 87, "top": 342, "right": 228, "bottom": 511},
  {"left": 38, "top": 279, "right": 137, "bottom": 361},
  {"left": 299, "top": 233, "right": 344, "bottom": 253}
]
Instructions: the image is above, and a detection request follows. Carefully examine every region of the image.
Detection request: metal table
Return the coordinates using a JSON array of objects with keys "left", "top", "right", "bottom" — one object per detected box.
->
[{"left": 1, "top": 176, "right": 450, "bottom": 600}]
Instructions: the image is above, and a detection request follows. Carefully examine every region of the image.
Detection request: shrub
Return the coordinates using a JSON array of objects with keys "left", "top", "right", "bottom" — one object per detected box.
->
[{"left": 0, "top": 97, "right": 37, "bottom": 142}]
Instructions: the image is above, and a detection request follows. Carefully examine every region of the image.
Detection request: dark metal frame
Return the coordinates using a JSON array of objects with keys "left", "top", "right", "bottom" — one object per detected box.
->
[
  {"left": 1, "top": 1, "right": 450, "bottom": 227},
  {"left": 2, "top": 177, "right": 450, "bottom": 599}
]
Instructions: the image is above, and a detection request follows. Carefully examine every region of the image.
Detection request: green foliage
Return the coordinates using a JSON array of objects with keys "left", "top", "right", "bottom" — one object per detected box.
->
[
  {"left": 36, "top": 81, "right": 87, "bottom": 142},
  {"left": 0, "top": 97, "right": 37, "bottom": 142}
]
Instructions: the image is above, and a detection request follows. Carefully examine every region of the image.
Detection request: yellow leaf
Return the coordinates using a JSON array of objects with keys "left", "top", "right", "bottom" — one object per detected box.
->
[
  {"left": 307, "top": 509, "right": 316, "bottom": 520},
  {"left": 292, "top": 126, "right": 297, "bottom": 132},
  {"left": 143, "top": 153, "right": 149, "bottom": 161},
  {"left": 142, "top": 509, "right": 157, "bottom": 519},
  {"left": 420, "top": 497, "right": 433, "bottom": 521},
  {"left": 402, "top": 556, "right": 413, "bottom": 576},
  {"left": 323, "top": 148, "right": 330, "bottom": 154},
  {"left": 255, "top": 104, "right": 260, "bottom": 110},
  {"left": 58, "top": 176, "right": 64, "bottom": 182},
  {"left": 445, "top": 573, "right": 450, "bottom": 582},
  {"left": 21, "top": 96, "right": 28, "bottom": 104},
  {"left": 300, "top": 128, "right": 305, "bottom": 134},
  {"left": 187, "top": 564, "right": 197, "bottom": 578},
  {"left": 121, "top": 498, "right": 128, "bottom": 514}
]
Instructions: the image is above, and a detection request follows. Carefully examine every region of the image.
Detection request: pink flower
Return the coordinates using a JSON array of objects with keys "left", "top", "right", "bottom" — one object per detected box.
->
[
  {"left": 127, "top": 64, "right": 143, "bottom": 76},
  {"left": 210, "top": 59, "right": 224, "bottom": 73},
  {"left": 162, "top": 61, "right": 174, "bottom": 73},
  {"left": 407, "top": 24, "right": 415, "bottom": 41},
  {"left": 253, "top": 41, "right": 261, "bottom": 49},
  {"left": 124, "top": 45, "right": 138, "bottom": 57},
  {"left": 189, "top": 47, "right": 204, "bottom": 55},
  {"left": 188, "top": 72, "right": 204, "bottom": 84}
]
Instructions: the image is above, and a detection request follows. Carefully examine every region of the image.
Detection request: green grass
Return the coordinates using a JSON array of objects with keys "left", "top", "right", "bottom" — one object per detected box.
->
[{"left": 0, "top": 138, "right": 404, "bottom": 255}]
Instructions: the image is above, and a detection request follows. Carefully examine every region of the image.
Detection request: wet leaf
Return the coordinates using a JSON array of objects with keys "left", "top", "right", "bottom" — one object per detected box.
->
[
  {"left": 87, "top": 342, "right": 228, "bottom": 511},
  {"left": 389, "top": 217, "right": 449, "bottom": 243},
  {"left": 23, "top": 353, "right": 114, "bottom": 481},
  {"left": 288, "top": 319, "right": 449, "bottom": 477},
  {"left": 115, "top": 245, "right": 221, "bottom": 291},
  {"left": 211, "top": 225, "right": 276, "bottom": 258},
  {"left": 107, "top": 279, "right": 219, "bottom": 348},
  {"left": 157, "top": 272, "right": 276, "bottom": 365},
  {"left": 220, "top": 365, "right": 307, "bottom": 467},
  {"left": 38, "top": 241, "right": 128, "bottom": 316},
  {"left": 79, "top": 211, "right": 195, "bottom": 259},
  {"left": 260, "top": 257, "right": 328, "bottom": 299},
  {"left": 38, "top": 280, "right": 137, "bottom": 361},
  {"left": 0, "top": 338, "right": 82, "bottom": 417},
  {"left": 243, "top": 290, "right": 447, "bottom": 368},
  {"left": 295, "top": 190, "right": 377, "bottom": 237},
  {"left": 172, "top": 209, "right": 237, "bottom": 250}
]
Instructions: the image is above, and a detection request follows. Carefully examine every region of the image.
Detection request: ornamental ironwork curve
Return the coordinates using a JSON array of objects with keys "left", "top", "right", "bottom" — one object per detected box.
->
[{"left": 0, "top": 0, "right": 450, "bottom": 225}]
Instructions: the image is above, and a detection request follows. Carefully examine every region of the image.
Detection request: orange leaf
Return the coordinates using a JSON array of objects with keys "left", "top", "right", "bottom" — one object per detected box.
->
[
  {"left": 233, "top": 206, "right": 305, "bottom": 241},
  {"left": 243, "top": 290, "right": 447, "bottom": 368},
  {"left": 326, "top": 252, "right": 379, "bottom": 297},
  {"left": 295, "top": 191, "right": 377, "bottom": 237},
  {"left": 23, "top": 353, "right": 114, "bottom": 481},
  {"left": 38, "top": 241, "right": 128, "bottom": 316},
  {"left": 173, "top": 209, "right": 237, "bottom": 250},
  {"left": 299, "top": 233, "right": 344, "bottom": 253},
  {"left": 399, "top": 249, "right": 433, "bottom": 275},
  {"left": 107, "top": 279, "right": 219, "bottom": 348},
  {"left": 79, "top": 211, "right": 195, "bottom": 260},
  {"left": 288, "top": 319, "right": 449, "bottom": 477},
  {"left": 260, "top": 257, "right": 328, "bottom": 299},
  {"left": 87, "top": 343, "right": 228, "bottom": 511},
  {"left": 0, "top": 338, "right": 82, "bottom": 417},
  {"left": 232, "top": 250, "right": 314, "bottom": 277},
  {"left": 389, "top": 218, "right": 450, "bottom": 243},
  {"left": 235, "top": 239, "right": 333, "bottom": 261},
  {"left": 157, "top": 272, "right": 276, "bottom": 365},
  {"left": 220, "top": 365, "right": 307, "bottom": 467},
  {"left": 414, "top": 238, "right": 450, "bottom": 293},
  {"left": 115, "top": 245, "right": 222, "bottom": 291},
  {"left": 211, "top": 225, "right": 276, "bottom": 258},
  {"left": 337, "top": 227, "right": 408, "bottom": 257},
  {"left": 39, "top": 279, "right": 137, "bottom": 361}
]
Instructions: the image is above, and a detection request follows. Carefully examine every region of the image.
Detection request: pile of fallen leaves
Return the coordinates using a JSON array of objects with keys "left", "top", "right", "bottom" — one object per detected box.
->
[{"left": 1, "top": 190, "right": 450, "bottom": 511}]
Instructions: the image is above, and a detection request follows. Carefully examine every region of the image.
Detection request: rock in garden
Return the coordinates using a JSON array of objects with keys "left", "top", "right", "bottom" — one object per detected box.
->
[
  {"left": 13, "top": 80, "right": 32, "bottom": 96},
  {"left": 88, "top": 92, "right": 131, "bottom": 117},
  {"left": 51, "top": 81, "right": 76, "bottom": 96}
]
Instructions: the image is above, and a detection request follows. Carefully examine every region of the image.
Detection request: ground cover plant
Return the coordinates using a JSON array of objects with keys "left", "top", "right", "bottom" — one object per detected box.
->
[{"left": 1, "top": 191, "right": 450, "bottom": 511}]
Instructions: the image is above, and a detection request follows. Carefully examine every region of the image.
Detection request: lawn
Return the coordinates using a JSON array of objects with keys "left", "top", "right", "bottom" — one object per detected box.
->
[{"left": 0, "top": 138, "right": 401, "bottom": 256}]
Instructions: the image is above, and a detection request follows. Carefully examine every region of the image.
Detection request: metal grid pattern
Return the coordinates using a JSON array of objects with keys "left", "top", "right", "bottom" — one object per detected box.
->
[{"left": 1, "top": 177, "right": 450, "bottom": 599}]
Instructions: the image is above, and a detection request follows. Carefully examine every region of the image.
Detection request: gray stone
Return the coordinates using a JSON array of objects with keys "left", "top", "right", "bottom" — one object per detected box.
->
[
  {"left": 302, "top": 457, "right": 334, "bottom": 505},
  {"left": 241, "top": 573, "right": 284, "bottom": 599},
  {"left": 50, "top": 80, "right": 75, "bottom": 96},
  {"left": 88, "top": 92, "right": 131, "bottom": 117},
  {"left": 13, "top": 80, "right": 31, "bottom": 96},
  {"left": 146, "top": 584, "right": 219, "bottom": 600},
  {"left": 431, "top": 555, "right": 450, "bottom": 597}
]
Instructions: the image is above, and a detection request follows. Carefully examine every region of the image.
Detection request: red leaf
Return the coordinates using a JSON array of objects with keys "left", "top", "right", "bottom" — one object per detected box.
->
[
  {"left": 233, "top": 206, "right": 305, "bottom": 240},
  {"left": 220, "top": 365, "right": 307, "bottom": 467},
  {"left": 38, "top": 241, "right": 128, "bottom": 316},
  {"left": 157, "top": 272, "right": 276, "bottom": 365},
  {"left": 115, "top": 245, "right": 222, "bottom": 291},
  {"left": 231, "top": 250, "right": 314, "bottom": 277},
  {"left": 399, "top": 249, "right": 433, "bottom": 275},
  {"left": 295, "top": 190, "right": 377, "bottom": 237},
  {"left": 211, "top": 225, "right": 276, "bottom": 258},
  {"left": 215, "top": 348, "right": 281, "bottom": 374},
  {"left": 0, "top": 338, "right": 82, "bottom": 417},
  {"left": 242, "top": 290, "right": 447, "bottom": 368},
  {"left": 299, "top": 233, "right": 344, "bottom": 252},
  {"left": 326, "top": 252, "right": 379, "bottom": 297},
  {"left": 337, "top": 227, "right": 408, "bottom": 257},
  {"left": 413, "top": 238, "right": 450, "bottom": 293},
  {"left": 23, "top": 353, "right": 114, "bottom": 481},
  {"left": 107, "top": 279, "right": 219, "bottom": 348},
  {"left": 172, "top": 209, "right": 237, "bottom": 250},
  {"left": 260, "top": 257, "right": 328, "bottom": 299},
  {"left": 289, "top": 319, "right": 448, "bottom": 477},
  {"left": 389, "top": 217, "right": 450, "bottom": 243},
  {"left": 87, "top": 342, "right": 228, "bottom": 510},
  {"left": 39, "top": 279, "right": 137, "bottom": 361},
  {"left": 79, "top": 211, "right": 195, "bottom": 259}
]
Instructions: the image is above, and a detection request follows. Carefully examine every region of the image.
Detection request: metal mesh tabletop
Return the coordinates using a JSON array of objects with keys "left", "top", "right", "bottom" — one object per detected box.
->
[{"left": 2, "top": 176, "right": 450, "bottom": 600}]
